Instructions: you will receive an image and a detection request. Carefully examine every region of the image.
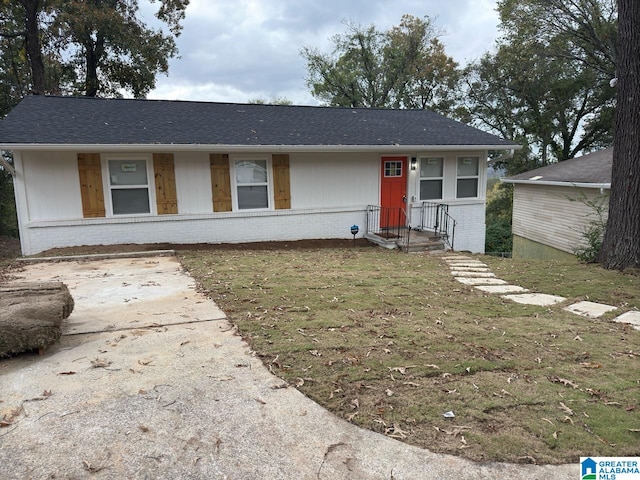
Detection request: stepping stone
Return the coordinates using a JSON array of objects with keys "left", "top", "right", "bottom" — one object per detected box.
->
[
  {"left": 451, "top": 271, "right": 495, "bottom": 278},
  {"left": 613, "top": 311, "right": 640, "bottom": 330},
  {"left": 564, "top": 301, "right": 618, "bottom": 318},
  {"left": 475, "top": 285, "right": 528, "bottom": 294},
  {"left": 448, "top": 262, "right": 488, "bottom": 268},
  {"left": 449, "top": 266, "right": 491, "bottom": 272},
  {"left": 456, "top": 277, "right": 508, "bottom": 286},
  {"left": 442, "top": 256, "right": 470, "bottom": 261},
  {"left": 502, "top": 293, "right": 566, "bottom": 306}
]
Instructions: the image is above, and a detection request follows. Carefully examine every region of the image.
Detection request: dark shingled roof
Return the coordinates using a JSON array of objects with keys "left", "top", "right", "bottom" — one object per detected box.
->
[
  {"left": 0, "top": 95, "right": 517, "bottom": 148},
  {"left": 504, "top": 148, "right": 612, "bottom": 185}
]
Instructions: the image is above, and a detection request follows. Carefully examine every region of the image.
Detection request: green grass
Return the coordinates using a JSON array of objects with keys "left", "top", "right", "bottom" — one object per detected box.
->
[
  {"left": 179, "top": 247, "right": 640, "bottom": 465},
  {"left": 482, "top": 256, "right": 640, "bottom": 308}
]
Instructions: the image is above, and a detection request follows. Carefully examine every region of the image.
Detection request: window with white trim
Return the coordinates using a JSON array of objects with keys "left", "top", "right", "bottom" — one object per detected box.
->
[
  {"left": 456, "top": 156, "right": 479, "bottom": 198},
  {"left": 419, "top": 157, "right": 443, "bottom": 200},
  {"left": 234, "top": 158, "right": 269, "bottom": 209},
  {"left": 107, "top": 158, "right": 151, "bottom": 214},
  {"left": 384, "top": 160, "right": 403, "bottom": 177}
]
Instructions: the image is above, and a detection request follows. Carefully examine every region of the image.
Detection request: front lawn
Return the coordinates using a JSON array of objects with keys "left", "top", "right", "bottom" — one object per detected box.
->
[{"left": 179, "top": 247, "right": 640, "bottom": 465}]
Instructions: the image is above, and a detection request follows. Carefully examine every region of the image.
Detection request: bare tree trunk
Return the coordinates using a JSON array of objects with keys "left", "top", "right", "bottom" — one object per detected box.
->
[
  {"left": 597, "top": 0, "right": 640, "bottom": 270},
  {"left": 84, "top": 34, "right": 105, "bottom": 97},
  {"left": 21, "top": 0, "right": 46, "bottom": 95}
]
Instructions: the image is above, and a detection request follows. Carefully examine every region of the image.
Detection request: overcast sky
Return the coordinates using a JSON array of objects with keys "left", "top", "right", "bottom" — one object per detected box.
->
[{"left": 145, "top": 0, "right": 502, "bottom": 105}]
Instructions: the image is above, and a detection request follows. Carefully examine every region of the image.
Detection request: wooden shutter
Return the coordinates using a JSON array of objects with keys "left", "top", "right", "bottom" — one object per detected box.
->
[
  {"left": 210, "top": 153, "right": 232, "bottom": 212},
  {"left": 272, "top": 154, "right": 291, "bottom": 210},
  {"left": 77, "top": 153, "right": 105, "bottom": 218},
  {"left": 153, "top": 153, "right": 178, "bottom": 214}
]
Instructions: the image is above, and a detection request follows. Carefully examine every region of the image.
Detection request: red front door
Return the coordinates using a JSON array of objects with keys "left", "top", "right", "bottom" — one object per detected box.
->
[{"left": 380, "top": 156, "right": 407, "bottom": 229}]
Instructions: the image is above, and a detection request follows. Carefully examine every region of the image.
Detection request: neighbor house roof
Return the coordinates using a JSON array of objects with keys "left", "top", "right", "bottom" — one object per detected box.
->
[
  {"left": 0, "top": 95, "right": 519, "bottom": 152},
  {"left": 502, "top": 148, "right": 612, "bottom": 189}
]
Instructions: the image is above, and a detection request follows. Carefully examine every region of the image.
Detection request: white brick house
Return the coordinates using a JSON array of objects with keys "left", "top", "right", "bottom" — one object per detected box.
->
[{"left": 0, "top": 96, "right": 518, "bottom": 255}]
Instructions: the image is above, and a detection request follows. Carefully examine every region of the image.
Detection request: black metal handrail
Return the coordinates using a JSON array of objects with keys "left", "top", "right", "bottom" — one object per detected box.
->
[
  {"left": 366, "top": 205, "right": 411, "bottom": 250},
  {"left": 419, "top": 202, "right": 456, "bottom": 249}
]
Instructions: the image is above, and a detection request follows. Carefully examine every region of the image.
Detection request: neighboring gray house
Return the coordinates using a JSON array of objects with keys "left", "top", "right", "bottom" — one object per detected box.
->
[
  {"left": 502, "top": 148, "right": 611, "bottom": 260},
  {"left": 0, "top": 95, "right": 518, "bottom": 255}
]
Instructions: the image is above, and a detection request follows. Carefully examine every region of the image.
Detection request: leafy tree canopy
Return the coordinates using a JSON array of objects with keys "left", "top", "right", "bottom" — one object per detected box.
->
[
  {"left": 462, "top": 0, "right": 617, "bottom": 173},
  {"left": 301, "top": 15, "right": 460, "bottom": 114},
  {"left": 0, "top": 0, "right": 189, "bottom": 103}
]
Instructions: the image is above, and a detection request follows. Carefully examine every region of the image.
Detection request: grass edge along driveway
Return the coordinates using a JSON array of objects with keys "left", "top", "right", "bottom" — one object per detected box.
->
[{"left": 186, "top": 248, "right": 638, "bottom": 464}]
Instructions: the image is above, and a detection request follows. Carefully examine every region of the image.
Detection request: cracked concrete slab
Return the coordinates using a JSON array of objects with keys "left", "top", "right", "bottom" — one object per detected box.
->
[
  {"left": 503, "top": 293, "right": 567, "bottom": 306},
  {"left": 456, "top": 277, "right": 508, "bottom": 286},
  {"left": 11, "top": 257, "right": 226, "bottom": 335},
  {"left": 564, "top": 301, "right": 618, "bottom": 318},
  {"left": 0, "top": 254, "right": 576, "bottom": 480},
  {"left": 475, "top": 285, "right": 528, "bottom": 294},
  {"left": 613, "top": 311, "right": 640, "bottom": 330}
]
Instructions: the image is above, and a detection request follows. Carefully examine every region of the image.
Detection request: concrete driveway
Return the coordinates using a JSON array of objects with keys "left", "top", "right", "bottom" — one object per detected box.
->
[{"left": 0, "top": 254, "right": 576, "bottom": 479}]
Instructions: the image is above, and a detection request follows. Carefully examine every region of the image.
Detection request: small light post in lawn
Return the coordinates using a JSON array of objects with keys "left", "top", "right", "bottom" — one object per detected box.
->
[{"left": 350, "top": 224, "right": 359, "bottom": 247}]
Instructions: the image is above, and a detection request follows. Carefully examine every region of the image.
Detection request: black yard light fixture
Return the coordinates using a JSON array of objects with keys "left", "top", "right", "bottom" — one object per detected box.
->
[
  {"left": 350, "top": 224, "right": 359, "bottom": 247},
  {"left": 411, "top": 157, "right": 417, "bottom": 170}
]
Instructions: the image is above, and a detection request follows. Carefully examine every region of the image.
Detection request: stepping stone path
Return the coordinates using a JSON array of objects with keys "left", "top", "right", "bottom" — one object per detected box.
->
[{"left": 441, "top": 255, "right": 639, "bottom": 330}]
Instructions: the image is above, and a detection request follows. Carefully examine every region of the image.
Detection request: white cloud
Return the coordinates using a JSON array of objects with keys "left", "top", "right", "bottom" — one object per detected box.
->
[{"left": 147, "top": 0, "right": 501, "bottom": 105}]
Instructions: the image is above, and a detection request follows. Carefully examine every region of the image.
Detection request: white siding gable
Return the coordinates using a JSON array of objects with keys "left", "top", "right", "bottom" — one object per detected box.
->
[{"left": 512, "top": 184, "right": 609, "bottom": 254}]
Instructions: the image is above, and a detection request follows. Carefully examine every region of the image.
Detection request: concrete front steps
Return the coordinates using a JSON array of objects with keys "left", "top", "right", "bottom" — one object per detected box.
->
[
  {"left": 442, "top": 255, "right": 639, "bottom": 329},
  {"left": 366, "top": 229, "right": 446, "bottom": 253},
  {"left": 402, "top": 231, "right": 445, "bottom": 253}
]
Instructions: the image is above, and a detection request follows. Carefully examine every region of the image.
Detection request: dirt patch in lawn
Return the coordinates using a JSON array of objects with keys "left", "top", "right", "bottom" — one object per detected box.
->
[
  {"left": 35, "top": 238, "right": 374, "bottom": 257},
  {"left": 179, "top": 247, "right": 640, "bottom": 465}
]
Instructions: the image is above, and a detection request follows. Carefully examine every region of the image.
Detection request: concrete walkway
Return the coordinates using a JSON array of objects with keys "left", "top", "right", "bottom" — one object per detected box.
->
[
  {"left": 0, "top": 254, "right": 578, "bottom": 479},
  {"left": 443, "top": 254, "right": 640, "bottom": 329}
]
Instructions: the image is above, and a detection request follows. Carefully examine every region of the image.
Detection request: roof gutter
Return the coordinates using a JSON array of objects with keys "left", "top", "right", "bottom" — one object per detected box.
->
[
  {"left": 0, "top": 156, "right": 15, "bottom": 176},
  {"left": 487, "top": 148, "right": 516, "bottom": 164},
  {"left": 501, "top": 178, "right": 611, "bottom": 189},
  {"left": 0, "top": 143, "right": 522, "bottom": 153}
]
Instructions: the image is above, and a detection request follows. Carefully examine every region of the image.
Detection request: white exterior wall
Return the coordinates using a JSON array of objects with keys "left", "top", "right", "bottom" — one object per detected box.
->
[
  {"left": 174, "top": 152, "right": 213, "bottom": 214},
  {"left": 407, "top": 200, "right": 486, "bottom": 253},
  {"left": 448, "top": 201, "right": 486, "bottom": 253},
  {"left": 404, "top": 151, "right": 488, "bottom": 253},
  {"left": 13, "top": 148, "right": 490, "bottom": 255},
  {"left": 14, "top": 150, "right": 379, "bottom": 254},
  {"left": 512, "top": 184, "right": 609, "bottom": 254},
  {"left": 405, "top": 151, "right": 488, "bottom": 204},
  {"left": 23, "top": 208, "right": 369, "bottom": 255},
  {"left": 290, "top": 152, "right": 379, "bottom": 208},
  {"left": 20, "top": 151, "right": 82, "bottom": 221}
]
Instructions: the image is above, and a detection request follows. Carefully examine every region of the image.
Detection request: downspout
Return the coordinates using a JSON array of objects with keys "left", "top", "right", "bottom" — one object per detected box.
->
[
  {"left": 10, "top": 151, "right": 30, "bottom": 255},
  {"left": 487, "top": 148, "right": 515, "bottom": 166},
  {"left": 0, "top": 155, "right": 16, "bottom": 176}
]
